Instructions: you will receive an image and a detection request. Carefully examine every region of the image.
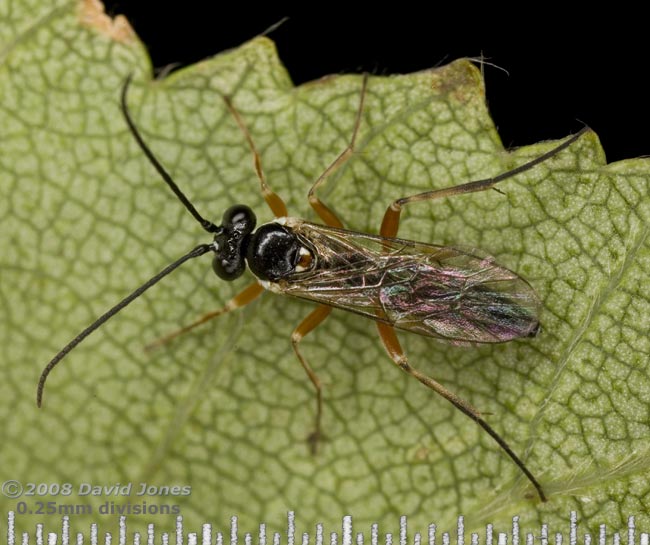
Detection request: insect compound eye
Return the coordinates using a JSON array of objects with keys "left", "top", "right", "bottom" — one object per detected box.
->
[
  {"left": 222, "top": 204, "right": 256, "bottom": 236},
  {"left": 211, "top": 205, "right": 257, "bottom": 281},
  {"left": 246, "top": 223, "right": 302, "bottom": 281},
  {"left": 212, "top": 252, "right": 246, "bottom": 280}
]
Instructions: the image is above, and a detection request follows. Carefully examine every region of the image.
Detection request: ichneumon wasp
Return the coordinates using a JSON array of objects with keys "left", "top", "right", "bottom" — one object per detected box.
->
[{"left": 37, "top": 72, "right": 589, "bottom": 502}]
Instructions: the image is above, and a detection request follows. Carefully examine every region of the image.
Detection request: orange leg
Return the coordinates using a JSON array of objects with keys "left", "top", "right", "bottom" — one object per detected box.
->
[
  {"left": 380, "top": 127, "right": 589, "bottom": 238},
  {"left": 145, "top": 282, "right": 264, "bottom": 351},
  {"left": 307, "top": 74, "right": 369, "bottom": 228},
  {"left": 375, "top": 321, "right": 547, "bottom": 502},
  {"left": 222, "top": 96, "right": 288, "bottom": 218},
  {"left": 291, "top": 305, "right": 332, "bottom": 453}
]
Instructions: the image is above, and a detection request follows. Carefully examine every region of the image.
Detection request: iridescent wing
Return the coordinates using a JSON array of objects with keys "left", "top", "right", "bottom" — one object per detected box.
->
[{"left": 272, "top": 219, "right": 540, "bottom": 345}]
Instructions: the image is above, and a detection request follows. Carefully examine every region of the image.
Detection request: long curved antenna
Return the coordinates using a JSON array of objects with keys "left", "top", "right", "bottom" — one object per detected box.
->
[
  {"left": 36, "top": 243, "right": 212, "bottom": 407},
  {"left": 121, "top": 75, "right": 220, "bottom": 233}
]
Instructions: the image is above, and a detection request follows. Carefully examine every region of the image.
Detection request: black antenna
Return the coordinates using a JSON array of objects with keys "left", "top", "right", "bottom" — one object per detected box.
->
[
  {"left": 37, "top": 243, "right": 212, "bottom": 407},
  {"left": 37, "top": 75, "right": 226, "bottom": 407},
  {"left": 121, "top": 74, "right": 220, "bottom": 234}
]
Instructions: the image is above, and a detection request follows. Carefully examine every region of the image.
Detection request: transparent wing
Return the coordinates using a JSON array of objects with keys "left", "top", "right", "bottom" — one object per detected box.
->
[{"left": 274, "top": 220, "right": 540, "bottom": 345}]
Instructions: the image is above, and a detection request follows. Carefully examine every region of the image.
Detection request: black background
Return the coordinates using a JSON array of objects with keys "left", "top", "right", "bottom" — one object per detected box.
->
[{"left": 101, "top": 4, "right": 648, "bottom": 163}]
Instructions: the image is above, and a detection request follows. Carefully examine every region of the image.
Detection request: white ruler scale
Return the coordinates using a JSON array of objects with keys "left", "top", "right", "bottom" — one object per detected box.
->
[{"left": 2, "top": 512, "right": 645, "bottom": 545}]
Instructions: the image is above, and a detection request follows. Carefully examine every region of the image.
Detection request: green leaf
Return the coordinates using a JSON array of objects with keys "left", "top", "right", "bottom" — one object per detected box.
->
[{"left": 3, "top": 0, "right": 650, "bottom": 535}]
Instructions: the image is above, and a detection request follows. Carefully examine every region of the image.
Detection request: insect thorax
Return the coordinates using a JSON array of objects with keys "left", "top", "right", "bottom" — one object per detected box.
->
[{"left": 246, "top": 218, "right": 316, "bottom": 283}]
